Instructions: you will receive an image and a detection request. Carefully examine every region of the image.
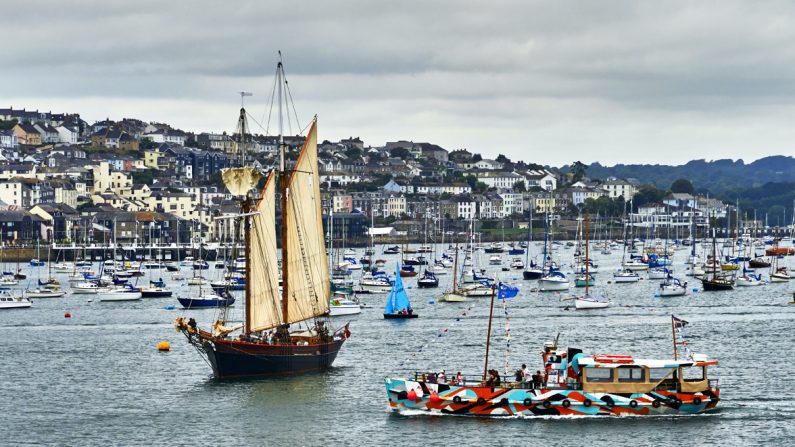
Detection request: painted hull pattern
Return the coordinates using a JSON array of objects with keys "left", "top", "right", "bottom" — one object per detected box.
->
[
  {"left": 384, "top": 378, "right": 720, "bottom": 417},
  {"left": 203, "top": 338, "right": 345, "bottom": 379}
]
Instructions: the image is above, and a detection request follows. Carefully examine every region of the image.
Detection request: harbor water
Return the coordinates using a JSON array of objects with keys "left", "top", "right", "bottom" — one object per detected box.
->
[{"left": 2, "top": 245, "right": 795, "bottom": 446}]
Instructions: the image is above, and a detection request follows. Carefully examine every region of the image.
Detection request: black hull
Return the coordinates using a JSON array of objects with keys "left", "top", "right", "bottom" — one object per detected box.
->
[
  {"left": 203, "top": 338, "right": 345, "bottom": 379},
  {"left": 165, "top": 266, "right": 180, "bottom": 272},
  {"left": 141, "top": 290, "right": 173, "bottom": 298},
  {"left": 417, "top": 280, "right": 439, "bottom": 288},
  {"left": 748, "top": 259, "right": 770, "bottom": 268},
  {"left": 701, "top": 279, "right": 733, "bottom": 291},
  {"left": 523, "top": 270, "right": 543, "bottom": 280},
  {"left": 384, "top": 313, "right": 418, "bottom": 319}
]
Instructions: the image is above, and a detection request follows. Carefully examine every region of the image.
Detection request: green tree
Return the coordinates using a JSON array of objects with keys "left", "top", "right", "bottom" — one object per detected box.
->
[
  {"left": 472, "top": 153, "right": 483, "bottom": 162},
  {"left": 571, "top": 161, "right": 587, "bottom": 184},
  {"left": 670, "top": 178, "right": 694, "bottom": 194},
  {"left": 496, "top": 154, "right": 512, "bottom": 164},
  {"left": 0, "top": 119, "right": 19, "bottom": 131},
  {"left": 132, "top": 169, "right": 156, "bottom": 185},
  {"left": 513, "top": 180, "right": 526, "bottom": 192},
  {"left": 345, "top": 147, "right": 362, "bottom": 160},
  {"left": 139, "top": 138, "right": 159, "bottom": 150},
  {"left": 632, "top": 185, "right": 665, "bottom": 211},
  {"left": 474, "top": 181, "right": 489, "bottom": 193},
  {"left": 372, "top": 173, "right": 393, "bottom": 186},
  {"left": 389, "top": 147, "right": 411, "bottom": 159}
]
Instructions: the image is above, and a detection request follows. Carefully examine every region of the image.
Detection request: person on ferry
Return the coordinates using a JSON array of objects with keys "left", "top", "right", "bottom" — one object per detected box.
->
[
  {"left": 455, "top": 371, "right": 463, "bottom": 385},
  {"left": 533, "top": 370, "right": 543, "bottom": 389},
  {"left": 437, "top": 370, "right": 446, "bottom": 384},
  {"left": 485, "top": 370, "right": 495, "bottom": 387}
]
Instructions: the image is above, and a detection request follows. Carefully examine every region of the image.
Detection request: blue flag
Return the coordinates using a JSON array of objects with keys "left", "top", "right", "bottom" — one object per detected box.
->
[{"left": 498, "top": 282, "right": 519, "bottom": 300}]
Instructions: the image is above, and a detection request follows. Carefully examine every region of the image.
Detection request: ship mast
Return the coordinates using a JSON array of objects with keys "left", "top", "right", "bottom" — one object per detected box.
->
[
  {"left": 235, "top": 90, "right": 252, "bottom": 335},
  {"left": 277, "top": 59, "right": 290, "bottom": 326}
]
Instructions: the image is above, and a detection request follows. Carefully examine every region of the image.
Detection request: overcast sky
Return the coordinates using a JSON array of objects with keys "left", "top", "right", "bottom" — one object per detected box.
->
[{"left": 5, "top": 0, "right": 795, "bottom": 165}]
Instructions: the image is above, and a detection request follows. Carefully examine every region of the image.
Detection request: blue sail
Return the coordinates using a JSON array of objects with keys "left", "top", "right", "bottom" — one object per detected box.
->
[
  {"left": 385, "top": 262, "right": 411, "bottom": 313},
  {"left": 384, "top": 262, "right": 399, "bottom": 314}
]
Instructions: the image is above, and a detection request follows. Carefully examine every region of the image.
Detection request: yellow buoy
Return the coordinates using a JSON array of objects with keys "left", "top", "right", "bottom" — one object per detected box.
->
[{"left": 158, "top": 341, "right": 171, "bottom": 352}]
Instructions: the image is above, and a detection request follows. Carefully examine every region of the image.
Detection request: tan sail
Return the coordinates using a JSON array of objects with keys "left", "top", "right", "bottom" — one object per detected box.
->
[
  {"left": 221, "top": 166, "right": 262, "bottom": 197},
  {"left": 248, "top": 171, "right": 284, "bottom": 331},
  {"left": 284, "top": 121, "right": 330, "bottom": 322}
]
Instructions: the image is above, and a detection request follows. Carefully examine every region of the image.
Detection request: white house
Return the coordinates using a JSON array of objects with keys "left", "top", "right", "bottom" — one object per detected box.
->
[
  {"left": 498, "top": 192, "right": 524, "bottom": 217},
  {"left": 33, "top": 124, "right": 60, "bottom": 144},
  {"left": 0, "top": 130, "right": 18, "bottom": 149},
  {"left": 472, "top": 171, "right": 523, "bottom": 190},
  {"left": 569, "top": 187, "right": 606, "bottom": 206},
  {"left": 320, "top": 173, "right": 362, "bottom": 187},
  {"left": 415, "top": 184, "right": 472, "bottom": 195},
  {"left": 0, "top": 181, "right": 29, "bottom": 207},
  {"left": 143, "top": 129, "right": 186, "bottom": 146},
  {"left": 524, "top": 169, "right": 557, "bottom": 191},
  {"left": 602, "top": 178, "right": 638, "bottom": 199},
  {"left": 56, "top": 125, "right": 80, "bottom": 144},
  {"left": 372, "top": 193, "right": 407, "bottom": 217}
]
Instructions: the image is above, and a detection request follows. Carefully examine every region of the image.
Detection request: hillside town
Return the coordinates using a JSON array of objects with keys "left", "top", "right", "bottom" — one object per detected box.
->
[{"left": 0, "top": 106, "right": 735, "bottom": 245}]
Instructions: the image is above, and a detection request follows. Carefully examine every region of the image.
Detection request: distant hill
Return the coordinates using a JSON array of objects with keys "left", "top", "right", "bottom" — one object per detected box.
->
[{"left": 561, "top": 156, "right": 795, "bottom": 195}]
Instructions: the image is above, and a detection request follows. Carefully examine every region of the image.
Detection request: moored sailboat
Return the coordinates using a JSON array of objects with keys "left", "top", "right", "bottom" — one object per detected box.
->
[
  {"left": 572, "top": 213, "right": 609, "bottom": 309},
  {"left": 701, "top": 226, "right": 734, "bottom": 291}
]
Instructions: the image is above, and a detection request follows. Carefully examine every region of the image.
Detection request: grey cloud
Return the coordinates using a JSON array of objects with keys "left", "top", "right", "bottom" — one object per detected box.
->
[{"left": 6, "top": 0, "right": 795, "bottom": 164}]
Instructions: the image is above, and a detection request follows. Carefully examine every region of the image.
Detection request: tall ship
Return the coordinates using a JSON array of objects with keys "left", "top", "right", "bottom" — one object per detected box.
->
[{"left": 175, "top": 60, "right": 350, "bottom": 378}]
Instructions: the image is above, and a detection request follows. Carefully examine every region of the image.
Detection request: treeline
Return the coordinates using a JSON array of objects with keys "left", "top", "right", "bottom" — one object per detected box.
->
[{"left": 567, "top": 156, "right": 795, "bottom": 196}]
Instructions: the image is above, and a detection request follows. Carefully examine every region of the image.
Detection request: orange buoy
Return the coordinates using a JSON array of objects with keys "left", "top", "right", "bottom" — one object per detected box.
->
[
  {"left": 64, "top": 312, "right": 71, "bottom": 318},
  {"left": 158, "top": 341, "right": 171, "bottom": 351},
  {"left": 429, "top": 392, "right": 440, "bottom": 404},
  {"left": 407, "top": 389, "right": 417, "bottom": 401}
]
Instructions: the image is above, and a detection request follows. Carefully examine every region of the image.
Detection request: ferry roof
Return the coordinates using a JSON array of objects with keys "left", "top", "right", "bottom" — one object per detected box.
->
[{"left": 578, "top": 356, "right": 718, "bottom": 368}]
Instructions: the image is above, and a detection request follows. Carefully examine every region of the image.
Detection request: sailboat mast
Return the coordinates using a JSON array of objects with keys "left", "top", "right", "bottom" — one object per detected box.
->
[
  {"left": 244, "top": 203, "right": 252, "bottom": 335},
  {"left": 585, "top": 211, "right": 589, "bottom": 295},
  {"left": 452, "top": 243, "right": 459, "bottom": 292},
  {"left": 277, "top": 60, "right": 290, "bottom": 326},
  {"left": 483, "top": 280, "right": 496, "bottom": 382}
]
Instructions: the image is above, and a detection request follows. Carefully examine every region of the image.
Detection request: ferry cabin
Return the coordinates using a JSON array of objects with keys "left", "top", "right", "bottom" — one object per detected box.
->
[{"left": 544, "top": 344, "right": 719, "bottom": 396}]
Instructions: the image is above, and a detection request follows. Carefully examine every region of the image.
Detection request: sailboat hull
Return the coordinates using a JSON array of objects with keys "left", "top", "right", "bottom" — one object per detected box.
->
[
  {"left": 384, "top": 313, "right": 419, "bottom": 319},
  {"left": 522, "top": 270, "right": 543, "bottom": 280},
  {"left": 203, "top": 338, "right": 345, "bottom": 379},
  {"left": 701, "top": 279, "right": 733, "bottom": 291}
]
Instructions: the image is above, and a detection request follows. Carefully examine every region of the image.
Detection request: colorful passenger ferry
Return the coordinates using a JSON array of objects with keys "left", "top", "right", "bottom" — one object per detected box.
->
[{"left": 385, "top": 326, "right": 720, "bottom": 417}]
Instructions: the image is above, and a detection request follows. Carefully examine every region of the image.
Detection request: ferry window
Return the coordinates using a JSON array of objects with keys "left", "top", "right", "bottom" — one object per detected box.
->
[
  {"left": 682, "top": 366, "right": 704, "bottom": 381},
  {"left": 585, "top": 368, "right": 613, "bottom": 382},
  {"left": 617, "top": 367, "right": 645, "bottom": 382},
  {"left": 649, "top": 368, "right": 674, "bottom": 381}
]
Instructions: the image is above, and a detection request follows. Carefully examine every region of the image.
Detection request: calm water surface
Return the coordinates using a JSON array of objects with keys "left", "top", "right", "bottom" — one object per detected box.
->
[{"left": 2, "top": 245, "right": 795, "bottom": 446}]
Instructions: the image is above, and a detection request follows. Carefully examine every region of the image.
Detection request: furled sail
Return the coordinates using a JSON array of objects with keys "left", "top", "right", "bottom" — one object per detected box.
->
[
  {"left": 284, "top": 121, "right": 330, "bottom": 322},
  {"left": 248, "top": 171, "right": 283, "bottom": 331},
  {"left": 221, "top": 167, "right": 262, "bottom": 197}
]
